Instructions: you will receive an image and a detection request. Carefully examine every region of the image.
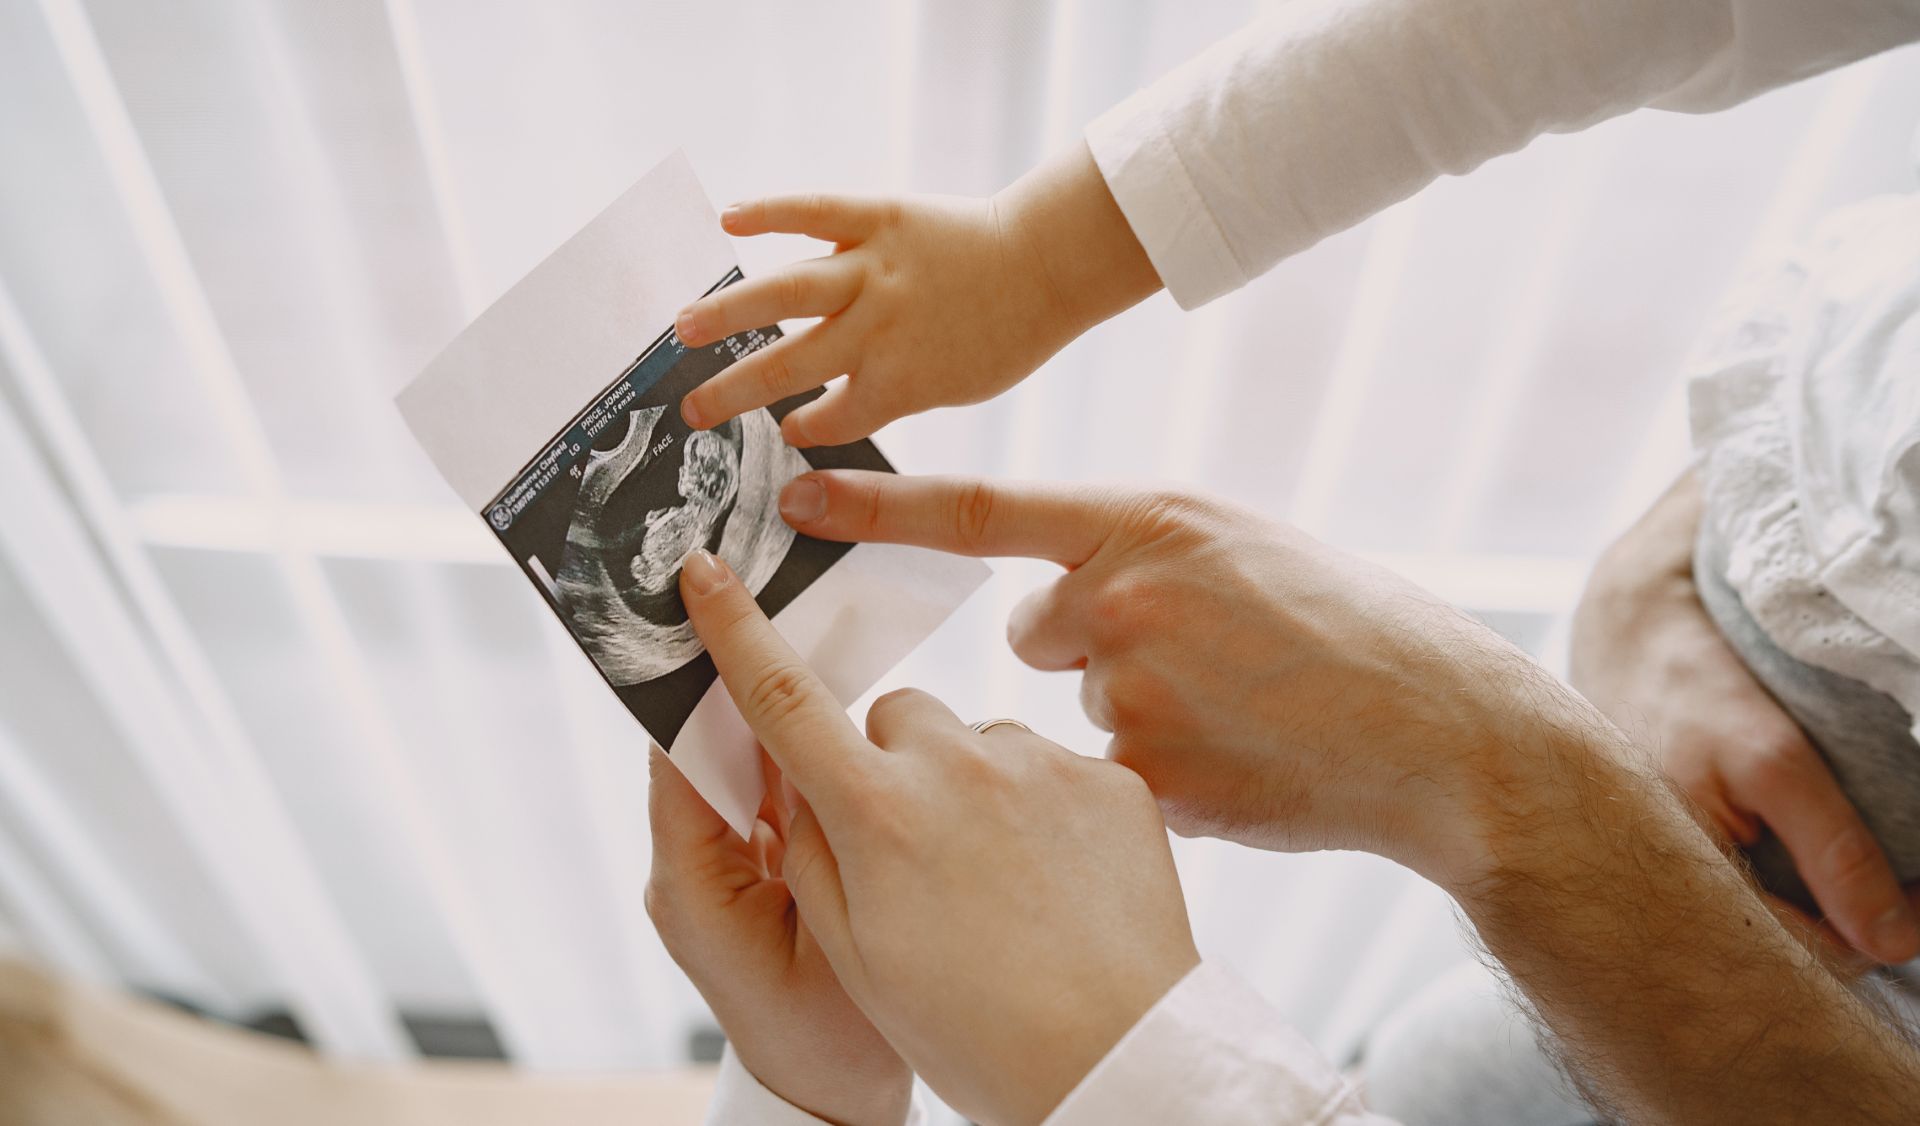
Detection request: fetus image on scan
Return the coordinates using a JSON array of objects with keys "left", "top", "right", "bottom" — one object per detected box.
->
[{"left": 555, "top": 404, "right": 808, "bottom": 684}]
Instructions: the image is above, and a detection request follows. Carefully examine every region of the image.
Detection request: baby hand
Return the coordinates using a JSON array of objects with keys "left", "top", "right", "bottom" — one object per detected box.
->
[{"left": 676, "top": 145, "right": 1159, "bottom": 446}]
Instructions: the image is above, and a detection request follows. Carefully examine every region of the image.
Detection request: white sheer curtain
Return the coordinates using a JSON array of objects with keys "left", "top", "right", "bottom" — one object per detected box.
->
[{"left": 1, "top": 0, "right": 1916, "bottom": 1086}]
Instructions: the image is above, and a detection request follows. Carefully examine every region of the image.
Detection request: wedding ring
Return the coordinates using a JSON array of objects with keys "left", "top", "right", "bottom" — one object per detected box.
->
[{"left": 969, "top": 717, "right": 1032, "bottom": 735}]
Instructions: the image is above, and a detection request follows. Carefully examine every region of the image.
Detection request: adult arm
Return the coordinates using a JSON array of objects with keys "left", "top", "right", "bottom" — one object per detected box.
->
[
  {"left": 1090, "top": 0, "right": 1920, "bottom": 307},
  {"left": 705, "top": 962, "right": 1392, "bottom": 1126},
  {"left": 643, "top": 743, "right": 916, "bottom": 1126},
  {"left": 1460, "top": 705, "right": 1920, "bottom": 1123},
  {"left": 782, "top": 470, "right": 1920, "bottom": 1124},
  {"left": 674, "top": 0, "right": 1920, "bottom": 443}
]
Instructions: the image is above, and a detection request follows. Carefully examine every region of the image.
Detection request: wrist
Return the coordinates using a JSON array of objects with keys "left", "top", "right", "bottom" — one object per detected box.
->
[
  {"left": 734, "top": 1041, "right": 913, "bottom": 1126},
  {"left": 994, "top": 142, "right": 1160, "bottom": 342},
  {"left": 1000, "top": 949, "right": 1199, "bottom": 1126}
]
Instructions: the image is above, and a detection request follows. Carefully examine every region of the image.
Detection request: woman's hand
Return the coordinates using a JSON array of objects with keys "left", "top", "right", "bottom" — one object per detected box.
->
[
  {"left": 674, "top": 144, "right": 1159, "bottom": 447},
  {"left": 1571, "top": 469, "right": 1920, "bottom": 966},
  {"left": 678, "top": 550, "right": 1198, "bottom": 1126},
  {"left": 645, "top": 746, "right": 912, "bottom": 1126},
  {"left": 774, "top": 470, "right": 1600, "bottom": 894}
]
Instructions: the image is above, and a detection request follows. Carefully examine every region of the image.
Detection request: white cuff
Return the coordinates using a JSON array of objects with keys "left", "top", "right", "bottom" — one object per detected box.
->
[
  {"left": 1044, "top": 962, "right": 1395, "bottom": 1125},
  {"left": 703, "top": 1043, "right": 925, "bottom": 1126},
  {"left": 704, "top": 1045, "right": 838, "bottom": 1126},
  {"left": 1085, "top": 87, "right": 1248, "bottom": 311}
]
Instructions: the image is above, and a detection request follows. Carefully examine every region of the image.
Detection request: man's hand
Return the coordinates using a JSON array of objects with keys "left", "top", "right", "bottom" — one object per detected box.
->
[
  {"left": 780, "top": 470, "right": 1920, "bottom": 1123},
  {"left": 775, "top": 469, "right": 1588, "bottom": 891},
  {"left": 674, "top": 144, "right": 1158, "bottom": 447},
  {"left": 645, "top": 746, "right": 912, "bottom": 1126},
  {"left": 677, "top": 550, "right": 1198, "bottom": 1126},
  {"left": 1572, "top": 469, "right": 1920, "bottom": 965}
]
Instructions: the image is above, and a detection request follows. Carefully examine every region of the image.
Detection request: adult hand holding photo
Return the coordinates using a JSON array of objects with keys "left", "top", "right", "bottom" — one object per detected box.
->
[
  {"left": 775, "top": 468, "right": 1920, "bottom": 1124},
  {"left": 645, "top": 742, "right": 912, "bottom": 1126},
  {"left": 652, "top": 549, "right": 1198, "bottom": 1126}
]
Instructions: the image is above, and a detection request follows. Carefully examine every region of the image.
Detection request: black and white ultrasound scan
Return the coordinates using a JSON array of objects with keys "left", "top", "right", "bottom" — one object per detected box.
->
[
  {"left": 396, "top": 152, "right": 987, "bottom": 835},
  {"left": 483, "top": 269, "right": 891, "bottom": 745}
]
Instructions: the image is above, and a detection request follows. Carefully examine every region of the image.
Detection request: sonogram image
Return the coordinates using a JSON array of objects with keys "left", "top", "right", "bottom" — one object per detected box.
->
[
  {"left": 484, "top": 281, "right": 892, "bottom": 748},
  {"left": 555, "top": 402, "right": 807, "bottom": 684}
]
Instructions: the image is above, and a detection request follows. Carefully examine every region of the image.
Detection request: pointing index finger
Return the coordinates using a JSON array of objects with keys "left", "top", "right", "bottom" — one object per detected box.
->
[
  {"left": 678, "top": 549, "right": 872, "bottom": 804},
  {"left": 778, "top": 471, "right": 1119, "bottom": 567}
]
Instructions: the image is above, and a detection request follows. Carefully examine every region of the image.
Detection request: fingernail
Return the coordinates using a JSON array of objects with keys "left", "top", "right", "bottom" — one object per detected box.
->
[
  {"left": 675, "top": 308, "right": 700, "bottom": 344},
  {"left": 681, "top": 549, "right": 728, "bottom": 595},
  {"left": 680, "top": 394, "right": 706, "bottom": 430},
  {"left": 780, "top": 476, "right": 827, "bottom": 524},
  {"left": 1872, "top": 905, "right": 1920, "bottom": 960},
  {"left": 720, "top": 204, "right": 742, "bottom": 227}
]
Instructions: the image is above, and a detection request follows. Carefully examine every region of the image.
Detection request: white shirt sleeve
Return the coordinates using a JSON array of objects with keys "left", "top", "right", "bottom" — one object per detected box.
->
[
  {"left": 703, "top": 964, "right": 1390, "bottom": 1124},
  {"left": 703, "top": 1043, "right": 927, "bottom": 1126},
  {"left": 1086, "top": 0, "right": 1920, "bottom": 308},
  {"left": 1045, "top": 962, "right": 1399, "bottom": 1125}
]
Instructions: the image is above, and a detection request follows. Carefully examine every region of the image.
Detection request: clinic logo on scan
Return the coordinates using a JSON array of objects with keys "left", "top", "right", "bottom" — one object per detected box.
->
[{"left": 489, "top": 504, "right": 513, "bottom": 531}]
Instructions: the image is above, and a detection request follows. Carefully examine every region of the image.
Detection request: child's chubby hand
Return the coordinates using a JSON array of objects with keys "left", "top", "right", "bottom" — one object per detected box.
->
[{"left": 674, "top": 145, "right": 1159, "bottom": 447}]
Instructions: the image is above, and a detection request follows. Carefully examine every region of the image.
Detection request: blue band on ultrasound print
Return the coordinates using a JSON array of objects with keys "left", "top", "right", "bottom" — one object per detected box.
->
[{"left": 483, "top": 266, "right": 743, "bottom": 532}]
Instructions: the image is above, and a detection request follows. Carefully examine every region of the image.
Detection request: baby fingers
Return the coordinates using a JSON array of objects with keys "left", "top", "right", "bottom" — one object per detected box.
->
[
  {"left": 676, "top": 255, "right": 862, "bottom": 348},
  {"left": 682, "top": 321, "right": 857, "bottom": 430}
]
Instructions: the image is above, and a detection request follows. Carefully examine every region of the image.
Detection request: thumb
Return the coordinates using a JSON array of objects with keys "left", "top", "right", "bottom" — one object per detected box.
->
[
  {"left": 780, "top": 795, "right": 856, "bottom": 974},
  {"left": 647, "top": 743, "right": 730, "bottom": 869}
]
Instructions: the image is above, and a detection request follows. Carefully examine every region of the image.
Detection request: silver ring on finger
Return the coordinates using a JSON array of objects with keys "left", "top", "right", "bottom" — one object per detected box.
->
[{"left": 969, "top": 717, "right": 1032, "bottom": 736}]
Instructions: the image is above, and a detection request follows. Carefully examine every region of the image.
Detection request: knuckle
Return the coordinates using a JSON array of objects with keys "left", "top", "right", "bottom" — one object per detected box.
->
[
  {"left": 804, "top": 412, "right": 857, "bottom": 446},
  {"left": 853, "top": 472, "right": 887, "bottom": 536},
  {"left": 1129, "top": 487, "right": 1213, "bottom": 532},
  {"left": 777, "top": 270, "right": 808, "bottom": 310},
  {"left": 948, "top": 740, "right": 1016, "bottom": 791},
  {"left": 1089, "top": 574, "right": 1162, "bottom": 640},
  {"left": 1735, "top": 734, "right": 1809, "bottom": 788},
  {"left": 757, "top": 351, "right": 795, "bottom": 399},
  {"left": 1102, "top": 667, "right": 1172, "bottom": 728},
  {"left": 1753, "top": 726, "right": 1811, "bottom": 766},
  {"left": 871, "top": 685, "right": 924, "bottom": 710},
  {"left": 1007, "top": 601, "right": 1061, "bottom": 664},
  {"left": 952, "top": 480, "right": 998, "bottom": 550},
  {"left": 1820, "top": 829, "right": 1886, "bottom": 887},
  {"left": 744, "top": 662, "right": 814, "bottom": 727},
  {"left": 642, "top": 880, "right": 678, "bottom": 933},
  {"left": 864, "top": 686, "right": 925, "bottom": 736}
]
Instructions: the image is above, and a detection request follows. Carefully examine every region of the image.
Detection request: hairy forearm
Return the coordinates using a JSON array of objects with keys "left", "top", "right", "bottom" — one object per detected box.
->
[
  {"left": 1457, "top": 717, "right": 1920, "bottom": 1123},
  {"left": 995, "top": 142, "right": 1161, "bottom": 343}
]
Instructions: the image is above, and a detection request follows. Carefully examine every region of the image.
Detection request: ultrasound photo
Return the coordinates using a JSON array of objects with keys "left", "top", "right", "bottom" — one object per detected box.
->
[{"left": 483, "top": 268, "right": 891, "bottom": 745}]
